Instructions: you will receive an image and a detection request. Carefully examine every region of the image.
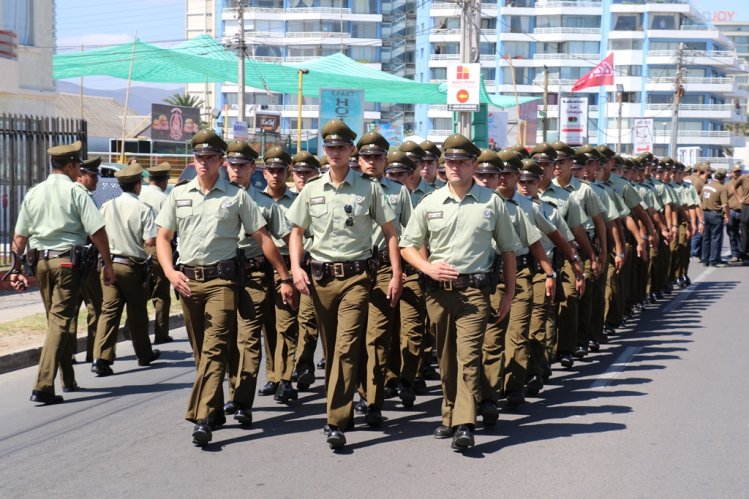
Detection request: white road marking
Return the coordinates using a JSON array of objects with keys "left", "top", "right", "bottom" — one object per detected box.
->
[
  {"left": 590, "top": 346, "right": 642, "bottom": 389},
  {"left": 661, "top": 267, "right": 714, "bottom": 314}
]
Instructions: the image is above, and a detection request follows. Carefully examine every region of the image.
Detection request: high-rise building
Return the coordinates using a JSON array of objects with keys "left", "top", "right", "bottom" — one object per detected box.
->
[{"left": 414, "top": 0, "right": 748, "bottom": 165}]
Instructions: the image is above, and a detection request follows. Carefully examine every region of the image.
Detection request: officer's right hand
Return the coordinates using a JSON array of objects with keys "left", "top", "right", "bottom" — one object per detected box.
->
[
  {"left": 9, "top": 273, "right": 28, "bottom": 292},
  {"left": 637, "top": 239, "right": 647, "bottom": 261},
  {"left": 425, "top": 261, "right": 459, "bottom": 282},
  {"left": 292, "top": 266, "right": 311, "bottom": 296},
  {"left": 102, "top": 264, "right": 116, "bottom": 286},
  {"left": 166, "top": 269, "right": 191, "bottom": 298}
]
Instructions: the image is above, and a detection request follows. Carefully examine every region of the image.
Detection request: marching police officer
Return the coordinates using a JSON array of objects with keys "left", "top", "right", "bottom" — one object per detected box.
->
[
  {"left": 91, "top": 163, "right": 161, "bottom": 376},
  {"left": 10, "top": 141, "right": 115, "bottom": 404}
]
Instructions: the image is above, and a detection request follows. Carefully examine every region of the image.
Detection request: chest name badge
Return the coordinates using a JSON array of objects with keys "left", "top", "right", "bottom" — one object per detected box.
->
[
  {"left": 427, "top": 211, "right": 443, "bottom": 220},
  {"left": 483, "top": 209, "right": 493, "bottom": 219},
  {"left": 176, "top": 199, "right": 192, "bottom": 207},
  {"left": 310, "top": 196, "right": 325, "bottom": 206}
]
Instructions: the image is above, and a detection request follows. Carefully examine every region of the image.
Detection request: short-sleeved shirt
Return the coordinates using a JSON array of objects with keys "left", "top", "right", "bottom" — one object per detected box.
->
[
  {"left": 101, "top": 192, "right": 157, "bottom": 259},
  {"left": 286, "top": 167, "right": 395, "bottom": 262},
  {"left": 552, "top": 176, "right": 606, "bottom": 231},
  {"left": 635, "top": 181, "right": 663, "bottom": 212},
  {"left": 500, "top": 196, "right": 542, "bottom": 257},
  {"left": 373, "top": 176, "right": 413, "bottom": 251},
  {"left": 647, "top": 177, "right": 676, "bottom": 207},
  {"left": 513, "top": 191, "right": 556, "bottom": 236},
  {"left": 155, "top": 176, "right": 265, "bottom": 266},
  {"left": 540, "top": 182, "right": 585, "bottom": 230},
  {"left": 735, "top": 174, "right": 749, "bottom": 205},
  {"left": 400, "top": 182, "right": 521, "bottom": 274},
  {"left": 689, "top": 175, "right": 706, "bottom": 195},
  {"left": 15, "top": 174, "right": 106, "bottom": 250},
  {"left": 588, "top": 180, "right": 620, "bottom": 225},
  {"left": 727, "top": 178, "right": 742, "bottom": 210},
  {"left": 701, "top": 180, "right": 728, "bottom": 212},
  {"left": 410, "top": 178, "right": 435, "bottom": 208},
  {"left": 605, "top": 173, "right": 642, "bottom": 211},
  {"left": 597, "top": 179, "right": 630, "bottom": 218},
  {"left": 139, "top": 184, "right": 168, "bottom": 215},
  {"left": 238, "top": 184, "right": 290, "bottom": 259},
  {"left": 265, "top": 186, "right": 297, "bottom": 254},
  {"left": 74, "top": 181, "right": 94, "bottom": 198},
  {"left": 534, "top": 196, "right": 574, "bottom": 258}
]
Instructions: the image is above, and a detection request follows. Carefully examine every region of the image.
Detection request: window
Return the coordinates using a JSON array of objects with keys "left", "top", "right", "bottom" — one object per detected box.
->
[
  {"left": 567, "top": 41, "right": 599, "bottom": 54},
  {"left": 350, "top": 21, "right": 377, "bottom": 38},
  {"left": 348, "top": 46, "right": 378, "bottom": 62},
  {"left": 650, "top": 15, "right": 676, "bottom": 30},
  {"left": 563, "top": 16, "right": 600, "bottom": 28},
  {"left": 609, "top": 39, "right": 643, "bottom": 50},
  {"left": 613, "top": 14, "right": 640, "bottom": 31},
  {"left": 351, "top": 0, "right": 379, "bottom": 14},
  {"left": 501, "top": 67, "right": 531, "bottom": 85},
  {"left": 1, "top": 0, "right": 32, "bottom": 45},
  {"left": 502, "top": 41, "right": 530, "bottom": 58},
  {"left": 431, "top": 68, "right": 447, "bottom": 80},
  {"left": 508, "top": 16, "right": 531, "bottom": 33},
  {"left": 431, "top": 118, "right": 452, "bottom": 131}
]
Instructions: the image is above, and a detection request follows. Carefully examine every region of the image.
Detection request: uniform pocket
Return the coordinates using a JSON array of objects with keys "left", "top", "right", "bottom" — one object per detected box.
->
[
  {"left": 427, "top": 218, "right": 446, "bottom": 232},
  {"left": 176, "top": 206, "right": 193, "bottom": 218},
  {"left": 216, "top": 199, "right": 239, "bottom": 219}
]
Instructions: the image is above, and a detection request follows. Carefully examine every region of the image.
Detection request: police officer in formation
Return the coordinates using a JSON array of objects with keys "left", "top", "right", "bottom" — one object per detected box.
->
[{"left": 10, "top": 125, "right": 725, "bottom": 453}]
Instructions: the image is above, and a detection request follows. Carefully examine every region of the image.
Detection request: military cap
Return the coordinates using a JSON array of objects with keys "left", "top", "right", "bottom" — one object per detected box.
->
[
  {"left": 732, "top": 164, "right": 743, "bottom": 173},
  {"left": 385, "top": 150, "right": 416, "bottom": 172},
  {"left": 697, "top": 162, "right": 709, "bottom": 173},
  {"left": 714, "top": 167, "right": 727, "bottom": 180},
  {"left": 226, "top": 140, "right": 258, "bottom": 163},
  {"left": 291, "top": 151, "right": 320, "bottom": 172},
  {"left": 319, "top": 155, "right": 330, "bottom": 172},
  {"left": 349, "top": 150, "right": 360, "bottom": 168},
  {"left": 442, "top": 133, "right": 481, "bottom": 159},
  {"left": 577, "top": 144, "right": 602, "bottom": 160},
  {"left": 192, "top": 129, "right": 227, "bottom": 155},
  {"left": 674, "top": 161, "right": 685, "bottom": 171},
  {"left": 597, "top": 144, "right": 616, "bottom": 160},
  {"left": 81, "top": 156, "right": 101, "bottom": 174},
  {"left": 520, "top": 158, "right": 543, "bottom": 178},
  {"left": 612, "top": 154, "right": 624, "bottom": 167},
  {"left": 400, "top": 140, "right": 426, "bottom": 162},
  {"left": 551, "top": 141, "right": 575, "bottom": 160},
  {"left": 48, "top": 140, "right": 83, "bottom": 164},
  {"left": 420, "top": 140, "right": 441, "bottom": 160},
  {"left": 476, "top": 149, "right": 503, "bottom": 173},
  {"left": 685, "top": 166, "right": 693, "bottom": 174},
  {"left": 357, "top": 131, "right": 390, "bottom": 155},
  {"left": 637, "top": 151, "right": 655, "bottom": 164},
  {"left": 115, "top": 162, "right": 143, "bottom": 183},
  {"left": 530, "top": 142, "right": 557, "bottom": 162},
  {"left": 572, "top": 152, "right": 590, "bottom": 169},
  {"left": 437, "top": 154, "right": 445, "bottom": 172},
  {"left": 497, "top": 149, "right": 523, "bottom": 173},
  {"left": 148, "top": 161, "right": 171, "bottom": 178},
  {"left": 264, "top": 145, "right": 291, "bottom": 167},
  {"left": 510, "top": 144, "right": 530, "bottom": 159},
  {"left": 628, "top": 157, "right": 641, "bottom": 170},
  {"left": 321, "top": 119, "right": 356, "bottom": 145}
]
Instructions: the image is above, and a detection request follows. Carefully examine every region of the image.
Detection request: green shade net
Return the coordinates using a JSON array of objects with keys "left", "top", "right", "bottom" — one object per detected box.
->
[{"left": 54, "top": 35, "right": 537, "bottom": 108}]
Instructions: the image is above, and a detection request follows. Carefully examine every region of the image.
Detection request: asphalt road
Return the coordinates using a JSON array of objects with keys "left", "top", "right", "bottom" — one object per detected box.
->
[{"left": 0, "top": 262, "right": 747, "bottom": 498}]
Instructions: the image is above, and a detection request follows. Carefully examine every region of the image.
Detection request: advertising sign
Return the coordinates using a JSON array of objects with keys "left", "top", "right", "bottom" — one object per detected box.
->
[
  {"left": 255, "top": 112, "right": 281, "bottom": 133},
  {"left": 559, "top": 96, "right": 588, "bottom": 146},
  {"left": 371, "top": 121, "right": 403, "bottom": 146},
  {"left": 487, "top": 109, "right": 509, "bottom": 149},
  {"left": 447, "top": 63, "right": 481, "bottom": 112},
  {"left": 233, "top": 121, "right": 248, "bottom": 140},
  {"left": 318, "top": 88, "right": 364, "bottom": 156},
  {"left": 632, "top": 118, "right": 654, "bottom": 154},
  {"left": 151, "top": 104, "right": 200, "bottom": 142}
]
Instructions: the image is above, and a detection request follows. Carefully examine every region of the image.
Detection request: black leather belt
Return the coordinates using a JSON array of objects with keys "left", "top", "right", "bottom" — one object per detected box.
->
[
  {"left": 244, "top": 255, "right": 268, "bottom": 273},
  {"left": 426, "top": 272, "right": 490, "bottom": 291},
  {"left": 516, "top": 253, "right": 532, "bottom": 270},
  {"left": 377, "top": 250, "right": 391, "bottom": 266},
  {"left": 180, "top": 259, "right": 236, "bottom": 282},
  {"left": 310, "top": 259, "right": 368, "bottom": 279},
  {"left": 404, "top": 263, "right": 419, "bottom": 276}
]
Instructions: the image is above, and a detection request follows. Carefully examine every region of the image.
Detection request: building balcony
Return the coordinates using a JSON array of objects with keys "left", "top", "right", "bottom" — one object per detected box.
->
[
  {"left": 533, "top": 27, "right": 601, "bottom": 35},
  {"left": 646, "top": 76, "right": 736, "bottom": 94},
  {"left": 646, "top": 50, "right": 741, "bottom": 69},
  {"left": 429, "top": 54, "right": 497, "bottom": 62},
  {"left": 646, "top": 103, "right": 746, "bottom": 121},
  {"left": 535, "top": 0, "right": 602, "bottom": 7},
  {"left": 286, "top": 31, "right": 347, "bottom": 39}
]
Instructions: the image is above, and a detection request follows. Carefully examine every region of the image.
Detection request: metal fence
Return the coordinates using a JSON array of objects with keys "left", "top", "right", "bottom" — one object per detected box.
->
[{"left": 0, "top": 114, "right": 87, "bottom": 266}]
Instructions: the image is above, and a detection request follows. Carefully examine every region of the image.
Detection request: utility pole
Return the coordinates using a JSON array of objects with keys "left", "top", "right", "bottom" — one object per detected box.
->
[
  {"left": 669, "top": 43, "right": 686, "bottom": 157},
  {"left": 616, "top": 84, "right": 623, "bottom": 154},
  {"left": 542, "top": 66, "right": 549, "bottom": 143},
  {"left": 458, "top": 0, "right": 480, "bottom": 138},
  {"left": 237, "top": 2, "right": 247, "bottom": 124}
]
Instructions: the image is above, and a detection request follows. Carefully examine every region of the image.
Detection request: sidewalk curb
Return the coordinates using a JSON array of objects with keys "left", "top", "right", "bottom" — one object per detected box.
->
[{"left": 0, "top": 313, "right": 185, "bottom": 376}]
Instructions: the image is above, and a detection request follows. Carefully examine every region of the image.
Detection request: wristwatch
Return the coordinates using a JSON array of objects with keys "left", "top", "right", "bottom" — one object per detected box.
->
[
  {"left": 569, "top": 254, "right": 580, "bottom": 262},
  {"left": 280, "top": 277, "right": 293, "bottom": 285},
  {"left": 546, "top": 271, "right": 557, "bottom": 279}
]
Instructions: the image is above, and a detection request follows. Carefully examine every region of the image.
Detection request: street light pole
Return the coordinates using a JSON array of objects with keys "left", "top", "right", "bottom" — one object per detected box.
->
[
  {"left": 616, "top": 84, "right": 623, "bottom": 154},
  {"left": 237, "top": 2, "right": 246, "bottom": 124},
  {"left": 296, "top": 69, "right": 309, "bottom": 154}
]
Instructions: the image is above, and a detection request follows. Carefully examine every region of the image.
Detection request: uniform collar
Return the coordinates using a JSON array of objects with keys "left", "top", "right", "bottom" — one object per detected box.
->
[
  {"left": 322, "top": 167, "right": 357, "bottom": 188},
  {"left": 187, "top": 174, "right": 230, "bottom": 193},
  {"left": 265, "top": 185, "right": 295, "bottom": 201}
]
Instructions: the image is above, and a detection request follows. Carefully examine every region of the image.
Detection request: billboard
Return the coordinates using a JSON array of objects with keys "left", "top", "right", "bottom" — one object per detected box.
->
[
  {"left": 318, "top": 88, "right": 364, "bottom": 156},
  {"left": 255, "top": 111, "right": 281, "bottom": 133},
  {"left": 447, "top": 63, "right": 481, "bottom": 112},
  {"left": 151, "top": 104, "right": 200, "bottom": 142},
  {"left": 559, "top": 96, "right": 588, "bottom": 146},
  {"left": 370, "top": 121, "right": 403, "bottom": 146},
  {"left": 632, "top": 118, "right": 654, "bottom": 154}
]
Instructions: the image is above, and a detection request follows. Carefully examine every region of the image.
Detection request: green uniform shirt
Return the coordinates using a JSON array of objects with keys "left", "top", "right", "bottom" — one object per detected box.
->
[
  {"left": 400, "top": 182, "right": 521, "bottom": 274},
  {"left": 636, "top": 181, "right": 663, "bottom": 212},
  {"left": 597, "top": 179, "right": 630, "bottom": 218},
  {"left": 500, "top": 196, "right": 542, "bottom": 257},
  {"left": 373, "top": 176, "right": 412, "bottom": 251},
  {"left": 534, "top": 197, "right": 575, "bottom": 258},
  {"left": 139, "top": 184, "right": 168, "bottom": 215},
  {"left": 540, "top": 182, "right": 585, "bottom": 230},
  {"left": 101, "top": 192, "right": 157, "bottom": 259},
  {"left": 155, "top": 176, "right": 265, "bottom": 266},
  {"left": 606, "top": 173, "right": 642, "bottom": 211},
  {"left": 556, "top": 177, "right": 607, "bottom": 231},
  {"left": 588, "top": 180, "right": 620, "bottom": 224},
  {"left": 513, "top": 191, "right": 557, "bottom": 236},
  {"left": 646, "top": 178, "right": 676, "bottom": 207},
  {"left": 74, "top": 181, "right": 94, "bottom": 198},
  {"left": 238, "top": 184, "right": 290, "bottom": 259},
  {"left": 432, "top": 179, "right": 446, "bottom": 189},
  {"left": 265, "top": 186, "right": 297, "bottom": 255},
  {"left": 15, "top": 174, "right": 106, "bottom": 250},
  {"left": 685, "top": 182, "right": 701, "bottom": 207},
  {"left": 286, "top": 167, "right": 395, "bottom": 262},
  {"left": 410, "top": 178, "right": 435, "bottom": 207}
]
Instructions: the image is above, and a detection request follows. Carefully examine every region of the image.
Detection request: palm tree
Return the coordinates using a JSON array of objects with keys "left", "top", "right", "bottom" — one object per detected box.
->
[{"left": 163, "top": 93, "right": 205, "bottom": 109}]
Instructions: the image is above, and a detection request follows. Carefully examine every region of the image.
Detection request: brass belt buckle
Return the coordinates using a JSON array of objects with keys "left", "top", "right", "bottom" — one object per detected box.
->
[
  {"left": 332, "top": 263, "right": 345, "bottom": 277},
  {"left": 194, "top": 267, "right": 205, "bottom": 282}
]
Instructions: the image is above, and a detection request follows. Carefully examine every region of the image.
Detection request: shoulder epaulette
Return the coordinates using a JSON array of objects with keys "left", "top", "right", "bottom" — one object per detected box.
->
[
  {"left": 503, "top": 197, "right": 519, "bottom": 206},
  {"left": 174, "top": 179, "right": 190, "bottom": 187},
  {"left": 256, "top": 189, "right": 273, "bottom": 199},
  {"left": 306, "top": 175, "right": 322, "bottom": 184}
]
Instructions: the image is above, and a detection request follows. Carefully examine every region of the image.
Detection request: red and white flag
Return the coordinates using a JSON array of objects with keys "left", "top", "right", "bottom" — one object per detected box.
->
[{"left": 571, "top": 53, "right": 615, "bottom": 92}]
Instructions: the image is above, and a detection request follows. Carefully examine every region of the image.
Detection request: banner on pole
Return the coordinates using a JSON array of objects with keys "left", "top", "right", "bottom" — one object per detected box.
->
[
  {"left": 632, "top": 118, "right": 654, "bottom": 154},
  {"left": 559, "top": 96, "right": 588, "bottom": 146}
]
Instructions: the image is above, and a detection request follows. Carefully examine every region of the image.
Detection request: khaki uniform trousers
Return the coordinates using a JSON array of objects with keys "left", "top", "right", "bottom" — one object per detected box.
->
[
  {"left": 182, "top": 277, "right": 236, "bottom": 423},
  {"left": 577, "top": 258, "right": 596, "bottom": 346},
  {"left": 93, "top": 262, "right": 154, "bottom": 364},
  {"left": 359, "top": 264, "right": 397, "bottom": 408},
  {"left": 34, "top": 258, "right": 81, "bottom": 393},
  {"left": 227, "top": 269, "right": 272, "bottom": 408},
  {"left": 146, "top": 245, "right": 171, "bottom": 342},
  {"left": 427, "top": 285, "right": 489, "bottom": 428},
  {"left": 272, "top": 273, "right": 299, "bottom": 382},
  {"left": 670, "top": 222, "right": 688, "bottom": 280},
  {"left": 310, "top": 270, "right": 371, "bottom": 428},
  {"left": 656, "top": 237, "right": 671, "bottom": 291},
  {"left": 481, "top": 267, "right": 532, "bottom": 401},
  {"left": 590, "top": 258, "right": 608, "bottom": 343},
  {"left": 70, "top": 266, "right": 102, "bottom": 361},
  {"left": 388, "top": 272, "right": 425, "bottom": 387},
  {"left": 293, "top": 293, "right": 319, "bottom": 376},
  {"left": 646, "top": 239, "right": 659, "bottom": 295},
  {"left": 529, "top": 269, "right": 554, "bottom": 378},
  {"left": 605, "top": 249, "right": 624, "bottom": 328},
  {"left": 554, "top": 259, "right": 580, "bottom": 356}
]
